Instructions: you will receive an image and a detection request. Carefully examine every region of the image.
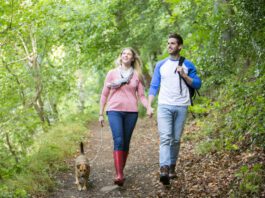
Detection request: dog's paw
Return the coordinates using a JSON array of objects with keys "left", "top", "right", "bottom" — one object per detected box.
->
[
  {"left": 78, "top": 185, "right": 82, "bottom": 191},
  {"left": 82, "top": 185, "right": 87, "bottom": 190}
]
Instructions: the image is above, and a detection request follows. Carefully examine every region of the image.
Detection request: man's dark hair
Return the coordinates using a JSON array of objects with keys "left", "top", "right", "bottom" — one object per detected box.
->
[{"left": 168, "top": 33, "right": 183, "bottom": 45}]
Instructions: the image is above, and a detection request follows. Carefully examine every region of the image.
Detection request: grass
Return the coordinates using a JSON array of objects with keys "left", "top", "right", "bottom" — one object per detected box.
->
[{"left": 0, "top": 114, "right": 91, "bottom": 198}]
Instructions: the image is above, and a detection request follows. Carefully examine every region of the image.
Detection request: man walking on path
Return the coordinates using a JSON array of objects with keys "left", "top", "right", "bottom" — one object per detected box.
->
[{"left": 147, "top": 33, "right": 202, "bottom": 185}]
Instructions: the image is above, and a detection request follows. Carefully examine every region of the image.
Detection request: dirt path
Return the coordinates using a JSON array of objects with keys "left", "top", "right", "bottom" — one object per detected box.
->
[
  {"left": 48, "top": 118, "right": 165, "bottom": 197},
  {"left": 47, "top": 118, "right": 264, "bottom": 198}
]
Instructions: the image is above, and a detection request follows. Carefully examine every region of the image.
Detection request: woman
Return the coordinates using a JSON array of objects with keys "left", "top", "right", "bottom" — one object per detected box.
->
[{"left": 99, "top": 47, "right": 148, "bottom": 186}]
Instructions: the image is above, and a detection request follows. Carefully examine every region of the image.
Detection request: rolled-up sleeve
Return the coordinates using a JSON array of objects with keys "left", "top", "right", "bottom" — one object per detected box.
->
[{"left": 185, "top": 60, "right": 202, "bottom": 89}]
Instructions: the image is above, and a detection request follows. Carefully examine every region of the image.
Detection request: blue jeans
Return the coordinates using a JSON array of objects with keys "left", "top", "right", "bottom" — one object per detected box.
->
[
  {"left": 157, "top": 104, "right": 188, "bottom": 167},
  {"left": 107, "top": 111, "right": 138, "bottom": 151}
]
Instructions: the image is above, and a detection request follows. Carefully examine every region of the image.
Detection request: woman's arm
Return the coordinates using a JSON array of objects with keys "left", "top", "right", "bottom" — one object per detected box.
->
[
  {"left": 137, "top": 80, "right": 148, "bottom": 109},
  {"left": 99, "top": 71, "right": 112, "bottom": 126}
]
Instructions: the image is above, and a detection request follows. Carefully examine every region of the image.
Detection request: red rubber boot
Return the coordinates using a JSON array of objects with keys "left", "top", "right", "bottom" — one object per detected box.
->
[
  {"left": 113, "top": 150, "right": 124, "bottom": 186},
  {"left": 123, "top": 151, "right": 128, "bottom": 169}
]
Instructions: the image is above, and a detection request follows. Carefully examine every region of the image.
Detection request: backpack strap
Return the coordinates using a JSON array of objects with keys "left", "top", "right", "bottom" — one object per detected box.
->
[
  {"left": 174, "top": 56, "right": 185, "bottom": 95},
  {"left": 174, "top": 56, "right": 185, "bottom": 72},
  {"left": 175, "top": 56, "right": 199, "bottom": 118}
]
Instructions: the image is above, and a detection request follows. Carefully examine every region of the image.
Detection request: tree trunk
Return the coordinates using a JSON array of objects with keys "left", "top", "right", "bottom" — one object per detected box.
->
[
  {"left": 3, "top": 60, "right": 26, "bottom": 106},
  {"left": 75, "top": 69, "right": 86, "bottom": 113},
  {"left": 5, "top": 133, "right": 19, "bottom": 163},
  {"left": 18, "top": 28, "right": 50, "bottom": 127}
]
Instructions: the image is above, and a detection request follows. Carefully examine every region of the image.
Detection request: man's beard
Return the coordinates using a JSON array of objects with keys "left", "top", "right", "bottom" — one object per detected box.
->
[{"left": 169, "top": 49, "right": 180, "bottom": 55}]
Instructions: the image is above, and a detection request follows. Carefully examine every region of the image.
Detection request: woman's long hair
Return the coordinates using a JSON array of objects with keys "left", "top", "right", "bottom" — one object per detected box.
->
[{"left": 115, "top": 47, "right": 144, "bottom": 83}]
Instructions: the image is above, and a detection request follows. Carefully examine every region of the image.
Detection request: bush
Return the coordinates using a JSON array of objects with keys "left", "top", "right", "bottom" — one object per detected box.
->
[{"left": 230, "top": 164, "right": 264, "bottom": 197}]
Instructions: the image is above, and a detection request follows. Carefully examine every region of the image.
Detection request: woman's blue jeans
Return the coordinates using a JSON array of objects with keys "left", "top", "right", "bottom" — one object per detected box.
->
[
  {"left": 107, "top": 111, "right": 138, "bottom": 151},
  {"left": 157, "top": 104, "right": 188, "bottom": 167}
]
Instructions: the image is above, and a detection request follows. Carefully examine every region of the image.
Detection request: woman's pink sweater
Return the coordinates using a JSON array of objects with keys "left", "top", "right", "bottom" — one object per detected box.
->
[{"left": 100, "top": 68, "right": 148, "bottom": 112}]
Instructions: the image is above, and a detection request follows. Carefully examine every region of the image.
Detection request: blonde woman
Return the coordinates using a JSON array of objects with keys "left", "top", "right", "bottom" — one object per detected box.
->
[{"left": 99, "top": 47, "right": 148, "bottom": 186}]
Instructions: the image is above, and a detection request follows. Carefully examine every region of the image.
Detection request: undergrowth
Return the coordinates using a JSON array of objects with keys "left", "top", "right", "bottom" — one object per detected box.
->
[
  {"left": 186, "top": 66, "right": 265, "bottom": 197},
  {"left": 0, "top": 113, "right": 91, "bottom": 198}
]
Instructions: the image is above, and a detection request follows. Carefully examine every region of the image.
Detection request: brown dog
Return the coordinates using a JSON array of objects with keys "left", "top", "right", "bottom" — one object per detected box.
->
[{"left": 75, "top": 142, "right": 90, "bottom": 191}]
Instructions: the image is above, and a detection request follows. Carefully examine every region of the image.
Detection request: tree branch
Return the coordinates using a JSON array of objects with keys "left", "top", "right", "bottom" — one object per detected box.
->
[
  {"left": 9, "top": 0, "right": 14, "bottom": 29},
  {"left": 5, "top": 133, "right": 19, "bottom": 163},
  {"left": 2, "top": 59, "right": 26, "bottom": 105},
  {"left": 4, "top": 57, "right": 28, "bottom": 65},
  {"left": 17, "top": 31, "right": 30, "bottom": 57}
]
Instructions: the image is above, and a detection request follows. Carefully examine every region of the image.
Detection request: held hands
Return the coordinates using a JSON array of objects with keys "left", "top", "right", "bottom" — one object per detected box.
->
[
  {"left": 98, "top": 115, "right": 104, "bottom": 127},
  {"left": 147, "top": 106, "right": 154, "bottom": 118}
]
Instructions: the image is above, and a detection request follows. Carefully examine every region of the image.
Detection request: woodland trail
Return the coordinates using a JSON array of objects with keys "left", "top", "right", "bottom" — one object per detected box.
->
[{"left": 47, "top": 117, "right": 264, "bottom": 198}]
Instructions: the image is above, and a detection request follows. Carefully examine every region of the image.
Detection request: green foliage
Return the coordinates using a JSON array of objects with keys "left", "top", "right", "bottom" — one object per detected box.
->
[
  {"left": 1, "top": 0, "right": 265, "bottom": 196},
  {"left": 196, "top": 70, "right": 265, "bottom": 153},
  {"left": 196, "top": 139, "right": 223, "bottom": 155},
  {"left": 0, "top": 186, "right": 28, "bottom": 198},
  {"left": 0, "top": 114, "right": 89, "bottom": 197},
  {"left": 231, "top": 164, "right": 264, "bottom": 197},
  {"left": 189, "top": 96, "right": 212, "bottom": 116},
  {"left": 220, "top": 71, "right": 264, "bottom": 150}
]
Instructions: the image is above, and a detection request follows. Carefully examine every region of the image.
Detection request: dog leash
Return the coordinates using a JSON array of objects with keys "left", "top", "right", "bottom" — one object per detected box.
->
[{"left": 89, "top": 125, "right": 104, "bottom": 165}]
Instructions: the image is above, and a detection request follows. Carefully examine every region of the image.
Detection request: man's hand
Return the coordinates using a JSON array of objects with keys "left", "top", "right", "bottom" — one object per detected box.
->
[
  {"left": 99, "top": 115, "right": 104, "bottom": 127},
  {"left": 176, "top": 66, "right": 193, "bottom": 85},
  {"left": 147, "top": 95, "right": 155, "bottom": 118},
  {"left": 147, "top": 106, "right": 154, "bottom": 118},
  {"left": 176, "top": 66, "right": 187, "bottom": 77}
]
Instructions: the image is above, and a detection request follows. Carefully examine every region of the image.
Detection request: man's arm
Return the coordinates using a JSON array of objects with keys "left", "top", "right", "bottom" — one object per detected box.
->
[
  {"left": 182, "top": 60, "right": 202, "bottom": 89},
  {"left": 147, "top": 59, "right": 167, "bottom": 117}
]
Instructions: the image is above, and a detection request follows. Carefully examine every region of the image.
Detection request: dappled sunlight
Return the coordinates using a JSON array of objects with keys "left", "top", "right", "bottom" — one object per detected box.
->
[{"left": 0, "top": 0, "right": 264, "bottom": 197}]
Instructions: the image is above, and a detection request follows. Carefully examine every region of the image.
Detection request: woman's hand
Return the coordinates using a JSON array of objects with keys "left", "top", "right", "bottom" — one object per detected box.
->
[
  {"left": 99, "top": 115, "right": 104, "bottom": 127},
  {"left": 147, "top": 106, "right": 154, "bottom": 118}
]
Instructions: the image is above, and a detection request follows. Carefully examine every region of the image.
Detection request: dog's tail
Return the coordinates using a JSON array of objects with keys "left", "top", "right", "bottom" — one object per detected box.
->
[{"left": 80, "top": 142, "right": 84, "bottom": 154}]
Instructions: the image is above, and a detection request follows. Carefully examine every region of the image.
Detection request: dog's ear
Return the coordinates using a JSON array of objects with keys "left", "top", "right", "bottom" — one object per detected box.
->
[
  {"left": 77, "top": 164, "right": 81, "bottom": 169},
  {"left": 86, "top": 164, "right": 90, "bottom": 170}
]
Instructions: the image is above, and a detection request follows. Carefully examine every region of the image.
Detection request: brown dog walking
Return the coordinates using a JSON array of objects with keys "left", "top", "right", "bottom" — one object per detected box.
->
[{"left": 75, "top": 142, "right": 90, "bottom": 191}]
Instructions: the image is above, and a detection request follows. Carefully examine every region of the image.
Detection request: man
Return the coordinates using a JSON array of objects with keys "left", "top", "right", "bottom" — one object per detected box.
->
[{"left": 147, "top": 33, "right": 201, "bottom": 185}]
